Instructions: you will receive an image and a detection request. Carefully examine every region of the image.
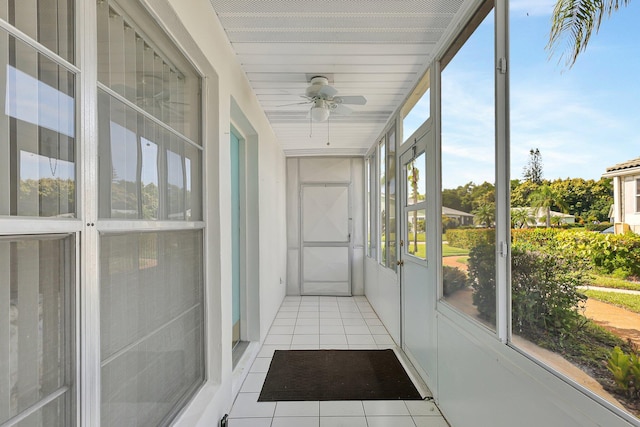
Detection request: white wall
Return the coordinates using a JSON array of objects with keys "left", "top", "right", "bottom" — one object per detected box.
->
[
  {"left": 146, "top": 0, "right": 287, "bottom": 425},
  {"left": 436, "top": 306, "right": 635, "bottom": 427},
  {"left": 364, "top": 258, "right": 400, "bottom": 343},
  {"left": 623, "top": 175, "right": 640, "bottom": 233}
]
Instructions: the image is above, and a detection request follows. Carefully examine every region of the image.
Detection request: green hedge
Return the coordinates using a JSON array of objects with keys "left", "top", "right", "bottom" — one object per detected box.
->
[
  {"left": 511, "top": 229, "right": 640, "bottom": 279},
  {"left": 445, "top": 228, "right": 494, "bottom": 250}
]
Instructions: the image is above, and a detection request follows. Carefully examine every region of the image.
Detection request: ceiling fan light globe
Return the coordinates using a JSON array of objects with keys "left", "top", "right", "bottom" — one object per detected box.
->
[{"left": 311, "top": 105, "right": 330, "bottom": 122}]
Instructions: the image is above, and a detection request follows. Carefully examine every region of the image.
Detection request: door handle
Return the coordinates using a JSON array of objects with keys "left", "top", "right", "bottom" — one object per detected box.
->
[{"left": 396, "top": 260, "right": 404, "bottom": 266}]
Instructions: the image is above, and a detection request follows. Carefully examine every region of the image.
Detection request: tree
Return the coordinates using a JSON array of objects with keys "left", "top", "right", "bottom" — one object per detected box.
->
[
  {"left": 511, "top": 208, "right": 533, "bottom": 229},
  {"left": 523, "top": 148, "right": 543, "bottom": 184},
  {"left": 548, "top": 0, "right": 631, "bottom": 68},
  {"left": 529, "top": 184, "right": 569, "bottom": 227},
  {"left": 472, "top": 204, "right": 495, "bottom": 228}
]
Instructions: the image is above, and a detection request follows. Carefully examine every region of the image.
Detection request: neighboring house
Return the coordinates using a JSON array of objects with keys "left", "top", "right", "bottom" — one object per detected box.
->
[
  {"left": 511, "top": 207, "right": 575, "bottom": 227},
  {"left": 442, "top": 206, "right": 475, "bottom": 226},
  {"left": 602, "top": 157, "right": 640, "bottom": 234}
]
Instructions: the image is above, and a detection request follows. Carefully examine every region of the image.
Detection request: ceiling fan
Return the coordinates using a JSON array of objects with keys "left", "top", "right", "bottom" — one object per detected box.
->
[{"left": 281, "top": 76, "right": 367, "bottom": 122}]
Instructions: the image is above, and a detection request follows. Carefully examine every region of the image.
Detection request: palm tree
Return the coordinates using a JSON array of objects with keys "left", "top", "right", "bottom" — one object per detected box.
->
[
  {"left": 548, "top": 0, "right": 631, "bottom": 68},
  {"left": 510, "top": 208, "right": 533, "bottom": 229},
  {"left": 472, "top": 204, "right": 495, "bottom": 228},
  {"left": 528, "top": 185, "right": 569, "bottom": 227},
  {"left": 409, "top": 161, "right": 420, "bottom": 253}
]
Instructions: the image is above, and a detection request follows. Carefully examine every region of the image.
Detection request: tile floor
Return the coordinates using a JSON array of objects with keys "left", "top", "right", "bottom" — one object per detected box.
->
[{"left": 229, "top": 295, "right": 450, "bottom": 427}]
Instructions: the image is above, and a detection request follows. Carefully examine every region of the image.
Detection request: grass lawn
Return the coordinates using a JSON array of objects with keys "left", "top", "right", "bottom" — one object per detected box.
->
[
  {"left": 589, "top": 274, "right": 640, "bottom": 292},
  {"left": 584, "top": 289, "right": 640, "bottom": 314},
  {"left": 442, "top": 243, "right": 469, "bottom": 257}
]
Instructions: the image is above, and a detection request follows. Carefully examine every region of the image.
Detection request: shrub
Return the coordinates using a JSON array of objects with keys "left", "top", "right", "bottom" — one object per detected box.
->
[
  {"left": 445, "top": 228, "right": 494, "bottom": 250},
  {"left": 585, "top": 222, "right": 612, "bottom": 232},
  {"left": 442, "top": 266, "right": 467, "bottom": 296},
  {"left": 607, "top": 346, "right": 640, "bottom": 397},
  {"left": 468, "top": 243, "right": 497, "bottom": 323},
  {"left": 468, "top": 242, "right": 588, "bottom": 336}
]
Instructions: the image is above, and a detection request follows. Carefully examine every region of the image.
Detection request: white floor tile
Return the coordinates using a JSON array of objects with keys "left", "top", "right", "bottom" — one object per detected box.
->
[
  {"left": 319, "top": 344, "right": 349, "bottom": 349},
  {"left": 320, "top": 401, "right": 365, "bottom": 416},
  {"left": 270, "top": 325, "right": 295, "bottom": 334},
  {"left": 276, "top": 312, "right": 298, "bottom": 319},
  {"left": 373, "top": 334, "right": 395, "bottom": 345},
  {"left": 368, "top": 325, "right": 388, "bottom": 334},
  {"left": 319, "top": 334, "right": 348, "bottom": 345},
  {"left": 272, "top": 318, "right": 297, "bottom": 326},
  {"left": 271, "top": 416, "right": 320, "bottom": 427},
  {"left": 341, "top": 318, "right": 366, "bottom": 326},
  {"left": 405, "top": 400, "right": 440, "bottom": 416},
  {"left": 265, "top": 334, "right": 293, "bottom": 345},
  {"left": 228, "top": 417, "right": 273, "bottom": 427},
  {"left": 258, "top": 345, "right": 289, "bottom": 358},
  {"left": 413, "top": 416, "right": 449, "bottom": 427},
  {"left": 320, "top": 416, "right": 368, "bottom": 427},
  {"left": 320, "top": 311, "right": 342, "bottom": 319},
  {"left": 275, "top": 401, "right": 320, "bottom": 417},
  {"left": 294, "top": 325, "right": 319, "bottom": 334},
  {"left": 298, "top": 311, "right": 320, "bottom": 319},
  {"left": 366, "top": 416, "right": 416, "bottom": 427},
  {"left": 229, "top": 393, "right": 276, "bottom": 418},
  {"left": 290, "top": 344, "right": 319, "bottom": 350},
  {"left": 346, "top": 335, "right": 375, "bottom": 345},
  {"left": 363, "top": 400, "right": 410, "bottom": 416},
  {"left": 341, "top": 312, "right": 363, "bottom": 319},
  {"left": 292, "top": 334, "right": 319, "bottom": 345},
  {"left": 344, "top": 325, "right": 371, "bottom": 335},
  {"left": 350, "top": 344, "right": 378, "bottom": 350},
  {"left": 319, "top": 318, "right": 343, "bottom": 326},
  {"left": 228, "top": 296, "right": 446, "bottom": 427},
  {"left": 240, "top": 372, "right": 267, "bottom": 393},
  {"left": 320, "top": 325, "right": 345, "bottom": 334},
  {"left": 297, "top": 318, "right": 320, "bottom": 326},
  {"left": 250, "top": 357, "right": 273, "bottom": 373}
]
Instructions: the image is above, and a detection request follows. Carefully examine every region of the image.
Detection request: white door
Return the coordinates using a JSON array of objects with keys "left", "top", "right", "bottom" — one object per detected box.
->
[
  {"left": 300, "top": 184, "right": 351, "bottom": 296},
  {"left": 400, "top": 130, "right": 436, "bottom": 382}
]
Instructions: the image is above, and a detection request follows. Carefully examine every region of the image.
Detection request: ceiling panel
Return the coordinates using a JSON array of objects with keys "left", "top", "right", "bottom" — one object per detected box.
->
[{"left": 209, "top": 0, "right": 469, "bottom": 156}]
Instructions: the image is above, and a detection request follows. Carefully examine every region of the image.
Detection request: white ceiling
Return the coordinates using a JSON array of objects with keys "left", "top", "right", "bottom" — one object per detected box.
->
[{"left": 209, "top": 0, "right": 470, "bottom": 156}]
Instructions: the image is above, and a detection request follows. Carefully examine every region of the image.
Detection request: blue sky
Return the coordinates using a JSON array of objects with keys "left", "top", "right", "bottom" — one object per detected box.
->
[{"left": 432, "top": 0, "right": 640, "bottom": 188}]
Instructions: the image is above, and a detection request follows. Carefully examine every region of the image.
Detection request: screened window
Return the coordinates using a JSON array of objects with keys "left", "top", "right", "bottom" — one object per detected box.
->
[
  {"left": 386, "top": 127, "right": 397, "bottom": 271},
  {"left": 0, "top": 234, "right": 75, "bottom": 427},
  {"left": 100, "top": 230, "right": 204, "bottom": 426},
  {"left": 440, "top": 3, "right": 496, "bottom": 330},
  {"left": 97, "top": 1, "right": 202, "bottom": 221},
  {"left": 402, "top": 70, "right": 430, "bottom": 141},
  {"left": 367, "top": 153, "right": 378, "bottom": 259},
  {"left": 96, "top": 1, "right": 205, "bottom": 425},
  {"left": 0, "top": 32, "right": 76, "bottom": 218},
  {"left": 379, "top": 139, "right": 386, "bottom": 264}
]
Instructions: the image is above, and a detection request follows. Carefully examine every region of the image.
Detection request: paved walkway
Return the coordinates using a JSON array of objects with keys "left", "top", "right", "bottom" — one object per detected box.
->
[{"left": 580, "top": 285, "right": 640, "bottom": 295}]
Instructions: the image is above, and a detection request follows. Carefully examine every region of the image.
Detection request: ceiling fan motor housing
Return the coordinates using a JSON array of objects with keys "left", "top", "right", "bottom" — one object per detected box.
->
[{"left": 306, "top": 76, "right": 331, "bottom": 98}]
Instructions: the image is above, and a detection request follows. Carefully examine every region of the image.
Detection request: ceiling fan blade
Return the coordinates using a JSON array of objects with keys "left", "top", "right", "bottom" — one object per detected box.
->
[
  {"left": 334, "top": 95, "right": 367, "bottom": 105},
  {"left": 318, "top": 84, "right": 338, "bottom": 98},
  {"left": 331, "top": 104, "right": 353, "bottom": 115},
  {"left": 276, "top": 100, "right": 312, "bottom": 107}
]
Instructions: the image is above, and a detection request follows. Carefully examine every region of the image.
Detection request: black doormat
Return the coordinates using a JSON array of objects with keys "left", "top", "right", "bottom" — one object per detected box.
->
[{"left": 258, "top": 349, "right": 422, "bottom": 401}]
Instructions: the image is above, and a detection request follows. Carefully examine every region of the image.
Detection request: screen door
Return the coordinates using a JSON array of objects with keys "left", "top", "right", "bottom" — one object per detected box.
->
[{"left": 300, "top": 184, "right": 351, "bottom": 296}]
